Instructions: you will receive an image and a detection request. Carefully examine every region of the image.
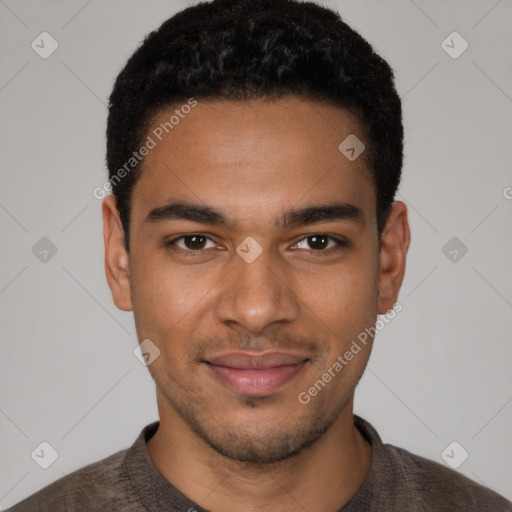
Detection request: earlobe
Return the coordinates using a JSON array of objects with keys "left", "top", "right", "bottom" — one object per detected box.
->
[
  {"left": 377, "top": 201, "right": 411, "bottom": 314},
  {"left": 102, "top": 195, "right": 133, "bottom": 312}
]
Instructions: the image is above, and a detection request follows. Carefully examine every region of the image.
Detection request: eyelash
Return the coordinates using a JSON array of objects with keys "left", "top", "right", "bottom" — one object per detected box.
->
[{"left": 164, "top": 234, "right": 348, "bottom": 256}]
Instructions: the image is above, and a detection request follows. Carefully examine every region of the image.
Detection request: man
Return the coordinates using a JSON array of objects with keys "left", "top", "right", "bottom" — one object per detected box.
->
[{"left": 8, "top": 0, "right": 511, "bottom": 510}]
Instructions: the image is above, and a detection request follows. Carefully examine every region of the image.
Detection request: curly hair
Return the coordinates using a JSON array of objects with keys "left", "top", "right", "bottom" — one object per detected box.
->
[{"left": 106, "top": 0, "right": 403, "bottom": 251}]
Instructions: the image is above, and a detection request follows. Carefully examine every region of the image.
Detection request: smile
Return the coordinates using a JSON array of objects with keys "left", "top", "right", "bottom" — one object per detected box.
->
[{"left": 204, "top": 351, "right": 309, "bottom": 396}]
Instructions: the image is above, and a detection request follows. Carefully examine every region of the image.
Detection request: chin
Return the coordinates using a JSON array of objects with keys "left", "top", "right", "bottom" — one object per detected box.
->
[{"left": 186, "top": 406, "right": 339, "bottom": 463}]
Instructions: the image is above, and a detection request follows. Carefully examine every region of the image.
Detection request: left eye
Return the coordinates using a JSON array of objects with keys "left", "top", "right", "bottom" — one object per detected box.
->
[{"left": 294, "top": 234, "right": 344, "bottom": 251}]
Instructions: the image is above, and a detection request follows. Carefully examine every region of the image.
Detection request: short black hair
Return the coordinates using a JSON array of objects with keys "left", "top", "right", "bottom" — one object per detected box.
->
[{"left": 106, "top": 0, "right": 403, "bottom": 252}]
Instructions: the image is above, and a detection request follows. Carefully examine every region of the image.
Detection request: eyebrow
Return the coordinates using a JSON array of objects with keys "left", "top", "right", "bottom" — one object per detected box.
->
[{"left": 145, "top": 200, "right": 364, "bottom": 229}]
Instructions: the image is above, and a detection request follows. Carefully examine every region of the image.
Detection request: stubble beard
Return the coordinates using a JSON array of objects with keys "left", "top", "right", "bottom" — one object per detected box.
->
[{"left": 155, "top": 370, "right": 348, "bottom": 464}]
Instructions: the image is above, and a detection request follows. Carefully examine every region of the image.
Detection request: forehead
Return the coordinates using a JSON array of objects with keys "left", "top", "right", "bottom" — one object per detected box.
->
[{"left": 131, "top": 97, "right": 376, "bottom": 229}]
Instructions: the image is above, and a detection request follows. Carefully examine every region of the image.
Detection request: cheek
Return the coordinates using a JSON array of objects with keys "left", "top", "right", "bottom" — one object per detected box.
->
[
  {"left": 130, "top": 250, "right": 220, "bottom": 345},
  {"left": 303, "top": 259, "right": 379, "bottom": 338},
  {"left": 304, "top": 267, "right": 377, "bottom": 390}
]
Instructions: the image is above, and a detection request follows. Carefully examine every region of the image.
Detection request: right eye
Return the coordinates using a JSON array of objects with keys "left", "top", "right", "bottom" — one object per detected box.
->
[{"left": 165, "top": 234, "right": 218, "bottom": 254}]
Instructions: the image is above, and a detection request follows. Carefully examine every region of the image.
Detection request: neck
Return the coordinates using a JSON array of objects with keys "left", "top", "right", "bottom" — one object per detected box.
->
[{"left": 147, "top": 393, "right": 372, "bottom": 512}]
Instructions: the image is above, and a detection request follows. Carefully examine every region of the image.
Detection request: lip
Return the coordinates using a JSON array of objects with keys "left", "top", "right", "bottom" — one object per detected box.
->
[{"left": 204, "top": 351, "right": 309, "bottom": 396}]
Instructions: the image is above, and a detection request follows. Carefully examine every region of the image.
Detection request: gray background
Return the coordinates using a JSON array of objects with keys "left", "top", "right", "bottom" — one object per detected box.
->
[{"left": 1, "top": 0, "right": 511, "bottom": 508}]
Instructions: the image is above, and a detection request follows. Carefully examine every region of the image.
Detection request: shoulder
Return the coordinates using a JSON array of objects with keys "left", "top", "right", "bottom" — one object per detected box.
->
[
  {"left": 383, "top": 443, "right": 512, "bottom": 511},
  {"left": 353, "top": 416, "right": 512, "bottom": 511},
  {"left": 5, "top": 448, "right": 141, "bottom": 512}
]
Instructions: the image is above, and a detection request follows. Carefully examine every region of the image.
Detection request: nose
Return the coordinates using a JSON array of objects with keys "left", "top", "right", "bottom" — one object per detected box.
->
[{"left": 214, "top": 245, "right": 300, "bottom": 335}]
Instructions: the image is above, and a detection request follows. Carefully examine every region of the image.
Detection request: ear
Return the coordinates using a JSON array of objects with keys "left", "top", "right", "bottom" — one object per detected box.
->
[
  {"left": 102, "top": 195, "right": 133, "bottom": 311},
  {"left": 377, "top": 201, "right": 411, "bottom": 314}
]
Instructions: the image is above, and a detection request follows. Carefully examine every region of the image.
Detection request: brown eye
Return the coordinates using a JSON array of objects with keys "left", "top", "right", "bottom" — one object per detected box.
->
[
  {"left": 166, "top": 234, "right": 217, "bottom": 252},
  {"left": 306, "top": 235, "right": 329, "bottom": 250},
  {"left": 183, "top": 235, "right": 207, "bottom": 250},
  {"left": 294, "top": 234, "right": 345, "bottom": 252},
  {"left": 292, "top": 233, "right": 350, "bottom": 256}
]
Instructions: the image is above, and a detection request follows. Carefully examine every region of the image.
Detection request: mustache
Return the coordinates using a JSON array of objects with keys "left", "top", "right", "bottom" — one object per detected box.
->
[{"left": 186, "top": 331, "right": 326, "bottom": 361}]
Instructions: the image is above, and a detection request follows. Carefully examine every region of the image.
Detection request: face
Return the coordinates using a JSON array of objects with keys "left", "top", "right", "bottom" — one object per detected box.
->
[{"left": 103, "top": 97, "right": 409, "bottom": 463}]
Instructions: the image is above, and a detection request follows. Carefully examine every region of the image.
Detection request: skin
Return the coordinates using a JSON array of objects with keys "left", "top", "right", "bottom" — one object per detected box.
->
[{"left": 103, "top": 97, "right": 410, "bottom": 511}]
